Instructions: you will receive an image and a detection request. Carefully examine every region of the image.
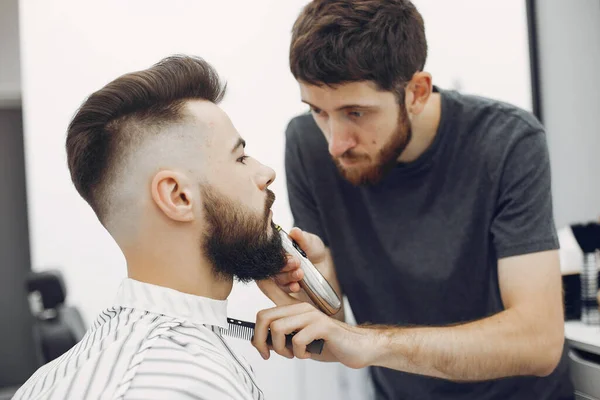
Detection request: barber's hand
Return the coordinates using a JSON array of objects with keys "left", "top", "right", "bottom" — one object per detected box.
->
[
  {"left": 273, "top": 228, "right": 329, "bottom": 294},
  {"left": 253, "top": 279, "right": 377, "bottom": 369}
]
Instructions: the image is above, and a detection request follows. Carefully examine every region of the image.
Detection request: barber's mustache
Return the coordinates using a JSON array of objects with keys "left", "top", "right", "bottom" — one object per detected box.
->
[{"left": 339, "top": 150, "right": 369, "bottom": 161}]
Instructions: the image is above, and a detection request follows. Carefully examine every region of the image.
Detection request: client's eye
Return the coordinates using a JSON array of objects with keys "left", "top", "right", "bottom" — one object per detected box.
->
[{"left": 237, "top": 155, "right": 249, "bottom": 164}]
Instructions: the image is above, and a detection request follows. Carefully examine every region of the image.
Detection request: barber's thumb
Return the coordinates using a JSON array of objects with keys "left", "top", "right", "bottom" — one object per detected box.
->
[
  {"left": 257, "top": 278, "right": 299, "bottom": 307},
  {"left": 289, "top": 227, "right": 324, "bottom": 257},
  {"left": 289, "top": 227, "right": 307, "bottom": 246}
]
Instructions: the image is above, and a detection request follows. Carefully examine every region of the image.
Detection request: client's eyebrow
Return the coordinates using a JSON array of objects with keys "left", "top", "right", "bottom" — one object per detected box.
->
[{"left": 231, "top": 137, "right": 246, "bottom": 153}]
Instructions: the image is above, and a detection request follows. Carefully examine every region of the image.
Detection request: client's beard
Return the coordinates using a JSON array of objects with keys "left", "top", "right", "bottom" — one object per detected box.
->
[{"left": 201, "top": 186, "right": 286, "bottom": 283}]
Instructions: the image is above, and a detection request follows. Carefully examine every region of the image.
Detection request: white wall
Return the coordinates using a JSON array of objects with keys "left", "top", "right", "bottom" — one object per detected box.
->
[
  {"left": 19, "top": 1, "right": 532, "bottom": 399},
  {"left": 416, "top": 0, "right": 532, "bottom": 112},
  {"left": 535, "top": 0, "right": 600, "bottom": 228},
  {"left": 0, "top": 0, "right": 21, "bottom": 106}
]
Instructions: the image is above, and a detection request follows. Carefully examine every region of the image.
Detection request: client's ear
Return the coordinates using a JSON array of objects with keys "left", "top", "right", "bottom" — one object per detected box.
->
[{"left": 151, "top": 170, "right": 195, "bottom": 222}]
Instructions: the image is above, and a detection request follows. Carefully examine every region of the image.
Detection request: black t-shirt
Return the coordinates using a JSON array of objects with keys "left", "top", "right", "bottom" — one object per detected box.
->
[{"left": 284, "top": 87, "right": 573, "bottom": 400}]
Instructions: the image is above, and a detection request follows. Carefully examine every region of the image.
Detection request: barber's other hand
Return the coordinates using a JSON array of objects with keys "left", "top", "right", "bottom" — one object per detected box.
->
[
  {"left": 272, "top": 228, "right": 328, "bottom": 294},
  {"left": 253, "top": 279, "right": 376, "bottom": 369}
]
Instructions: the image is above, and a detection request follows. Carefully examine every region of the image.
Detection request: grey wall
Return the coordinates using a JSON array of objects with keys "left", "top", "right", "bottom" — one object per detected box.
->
[
  {"left": 0, "top": 0, "right": 21, "bottom": 107},
  {"left": 0, "top": 109, "right": 38, "bottom": 387},
  {"left": 535, "top": 0, "right": 600, "bottom": 228},
  {"left": 0, "top": 0, "right": 35, "bottom": 387}
]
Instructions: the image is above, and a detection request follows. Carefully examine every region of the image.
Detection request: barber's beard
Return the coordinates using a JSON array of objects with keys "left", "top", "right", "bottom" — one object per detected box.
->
[
  {"left": 201, "top": 186, "right": 286, "bottom": 283},
  {"left": 334, "top": 105, "right": 412, "bottom": 186}
]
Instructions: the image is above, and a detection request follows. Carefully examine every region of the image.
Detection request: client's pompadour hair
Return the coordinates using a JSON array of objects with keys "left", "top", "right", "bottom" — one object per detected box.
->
[{"left": 66, "top": 55, "right": 226, "bottom": 222}]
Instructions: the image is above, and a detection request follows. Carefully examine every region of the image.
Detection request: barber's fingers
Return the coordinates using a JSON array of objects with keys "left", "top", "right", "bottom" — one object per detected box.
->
[
  {"left": 289, "top": 282, "right": 301, "bottom": 293},
  {"left": 273, "top": 267, "right": 304, "bottom": 288},
  {"left": 252, "top": 308, "right": 271, "bottom": 359},
  {"left": 288, "top": 227, "right": 326, "bottom": 262},
  {"left": 272, "top": 276, "right": 302, "bottom": 294},
  {"left": 271, "top": 255, "right": 303, "bottom": 293},
  {"left": 291, "top": 322, "right": 325, "bottom": 360},
  {"left": 257, "top": 278, "right": 301, "bottom": 307},
  {"left": 252, "top": 303, "right": 316, "bottom": 360},
  {"left": 270, "top": 311, "right": 319, "bottom": 360},
  {"left": 280, "top": 255, "right": 299, "bottom": 272},
  {"left": 268, "top": 318, "right": 295, "bottom": 359}
]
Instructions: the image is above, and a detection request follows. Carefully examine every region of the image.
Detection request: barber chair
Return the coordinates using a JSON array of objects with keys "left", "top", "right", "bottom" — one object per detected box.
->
[
  {"left": 0, "top": 271, "right": 85, "bottom": 399},
  {"left": 0, "top": 387, "right": 18, "bottom": 400},
  {"left": 26, "top": 270, "right": 86, "bottom": 365}
]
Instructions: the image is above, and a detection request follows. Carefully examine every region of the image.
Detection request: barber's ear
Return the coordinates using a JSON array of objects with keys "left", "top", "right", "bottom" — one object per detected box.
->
[
  {"left": 405, "top": 71, "right": 432, "bottom": 117},
  {"left": 151, "top": 170, "right": 195, "bottom": 222}
]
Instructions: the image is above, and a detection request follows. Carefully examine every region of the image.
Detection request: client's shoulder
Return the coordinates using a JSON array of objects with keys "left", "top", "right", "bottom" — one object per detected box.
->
[{"left": 123, "top": 325, "right": 257, "bottom": 399}]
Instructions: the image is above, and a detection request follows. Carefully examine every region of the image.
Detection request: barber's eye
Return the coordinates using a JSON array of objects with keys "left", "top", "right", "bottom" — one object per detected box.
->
[{"left": 237, "top": 155, "right": 249, "bottom": 164}]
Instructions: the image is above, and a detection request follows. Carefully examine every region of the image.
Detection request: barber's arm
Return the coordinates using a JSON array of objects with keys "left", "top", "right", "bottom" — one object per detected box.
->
[{"left": 254, "top": 244, "right": 564, "bottom": 380}]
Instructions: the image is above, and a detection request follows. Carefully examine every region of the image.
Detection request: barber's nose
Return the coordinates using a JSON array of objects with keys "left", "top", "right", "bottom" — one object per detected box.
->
[
  {"left": 256, "top": 164, "right": 276, "bottom": 190},
  {"left": 328, "top": 124, "right": 356, "bottom": 158}
]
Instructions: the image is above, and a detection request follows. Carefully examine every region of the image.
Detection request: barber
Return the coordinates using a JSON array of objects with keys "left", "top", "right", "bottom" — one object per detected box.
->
[{"left": 253, "top": 1, "right": 573, "bottom": 399}]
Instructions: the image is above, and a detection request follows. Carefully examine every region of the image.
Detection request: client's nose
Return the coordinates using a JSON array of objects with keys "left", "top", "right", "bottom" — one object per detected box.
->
[{"left": 256, "top": 164, "right": 276, "bottom": 190}]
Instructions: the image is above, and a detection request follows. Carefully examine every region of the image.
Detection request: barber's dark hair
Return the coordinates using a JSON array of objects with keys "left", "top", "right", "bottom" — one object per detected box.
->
[
  {"left": 290, "top": 0, "right": 427, "bottom": 97},
  {"left": 66, "top": 55, "right": 226, "bottom": 221}
]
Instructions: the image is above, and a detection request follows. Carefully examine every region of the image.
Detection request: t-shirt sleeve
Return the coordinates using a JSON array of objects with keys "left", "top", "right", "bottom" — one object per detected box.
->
[
  {"left": 284, "top": 117, "right": 330, "bottom": 246},
  {"left": 490, "top": 129, "right": 559, "bottom": 259}
]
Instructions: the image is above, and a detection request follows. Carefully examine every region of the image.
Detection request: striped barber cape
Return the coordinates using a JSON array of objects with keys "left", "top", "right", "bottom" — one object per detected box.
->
[{"left": 12, "top": 278, "right": 264, "bottom": 400}]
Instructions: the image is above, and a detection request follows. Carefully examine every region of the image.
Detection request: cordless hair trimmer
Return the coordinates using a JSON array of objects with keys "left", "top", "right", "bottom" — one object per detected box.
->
[{"left": 274, "top": 224, "right": 342, "bottom": 316}]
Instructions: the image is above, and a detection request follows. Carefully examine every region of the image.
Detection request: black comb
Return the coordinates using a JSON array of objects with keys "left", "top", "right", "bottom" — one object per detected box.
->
[{"left": 221, "top": 317, "right": 324, "bottom": 355}]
